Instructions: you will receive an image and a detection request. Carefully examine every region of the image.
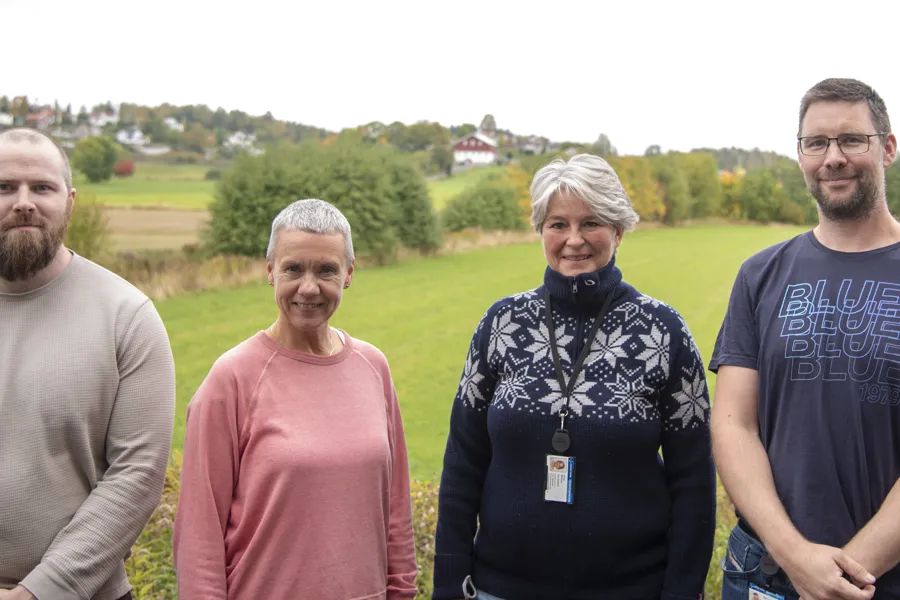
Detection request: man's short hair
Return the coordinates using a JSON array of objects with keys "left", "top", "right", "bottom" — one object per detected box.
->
[
  {"left": 0, "top": 127, "right": 73, "bottom": 192},
  {"left": 798, "top": 78, "right": 892, "bottom": 138}
]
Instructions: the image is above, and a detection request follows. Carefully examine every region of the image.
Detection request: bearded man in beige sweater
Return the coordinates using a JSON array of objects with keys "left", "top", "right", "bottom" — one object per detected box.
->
[{"left": 0, "top": 128, "right": 176, "bottom": 600}]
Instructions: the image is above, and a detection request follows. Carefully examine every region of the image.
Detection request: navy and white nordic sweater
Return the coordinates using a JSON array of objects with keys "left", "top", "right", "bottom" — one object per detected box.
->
[{"left": 433, "top": 257, "right": 716, "bottom": 600}]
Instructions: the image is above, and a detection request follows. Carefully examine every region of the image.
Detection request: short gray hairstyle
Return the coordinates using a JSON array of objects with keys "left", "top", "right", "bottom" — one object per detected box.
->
[
  {"left": 266, "top": 199, "right": 355, "bottom": 264},
  {"left": 529, "top": 154, "right": 639, "bottom": 233},
  {"left": 0, "top": 127, "right": 73, "bottom": 192}
]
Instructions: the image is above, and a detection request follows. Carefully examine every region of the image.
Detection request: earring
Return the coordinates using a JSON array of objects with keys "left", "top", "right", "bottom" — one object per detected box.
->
[{"left": 344, "top": 281, "right": 350, "bottom": 288}]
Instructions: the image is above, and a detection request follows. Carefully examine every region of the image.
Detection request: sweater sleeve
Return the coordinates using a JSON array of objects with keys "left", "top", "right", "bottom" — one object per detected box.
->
[
  {"left": 658, "top": 314, "right": 716, "bottom": 600},
  {"left": 433, "top": 304, "right": 501, "bottom": 600},
  {"left": 384, "top": 367, "right": 418, "bottom": 599},
  {"left": 20, "top": 301, "right": 176, "bottom": 600},
  {"left": 172, "top": 356, "right": 243, "bottom": 600}
]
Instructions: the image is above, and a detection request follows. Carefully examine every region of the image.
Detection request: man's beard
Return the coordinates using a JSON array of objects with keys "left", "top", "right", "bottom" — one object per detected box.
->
[
  {"left": 0, "top": 208, "right": 71, "bottom": 282},
  {"left": 809, "top": 166, "right": 881, "bottom": 222}
]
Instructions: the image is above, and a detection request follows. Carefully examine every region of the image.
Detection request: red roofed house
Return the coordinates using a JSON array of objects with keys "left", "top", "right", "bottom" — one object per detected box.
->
[{"left": 453, "top": 131, "right": 498, "bottom": 166}]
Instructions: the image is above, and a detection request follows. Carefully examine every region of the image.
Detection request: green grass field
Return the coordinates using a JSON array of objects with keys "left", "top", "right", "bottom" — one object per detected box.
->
[
  {"left": 427, "top": 166, "right": 507, "bottom": 210},
  {"left": 157, "top": 224, "right": 806, "bottom": 477},
  {"left": 78, "top": 178, "right": 215, "bottom": 210}
]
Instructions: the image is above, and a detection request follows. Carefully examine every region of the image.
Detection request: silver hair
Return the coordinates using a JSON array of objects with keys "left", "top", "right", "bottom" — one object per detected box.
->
[
  {"left": 266, "top": 198, "right": 355, "bottom": 264},
  {"left": 529, "top": 153, "right": 640, "bottom": 233}
]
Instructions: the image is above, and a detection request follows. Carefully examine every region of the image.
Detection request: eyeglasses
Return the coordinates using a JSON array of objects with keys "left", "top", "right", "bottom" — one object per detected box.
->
[{"left": 797, "top": 132, "right": 888, "bottom": 156}]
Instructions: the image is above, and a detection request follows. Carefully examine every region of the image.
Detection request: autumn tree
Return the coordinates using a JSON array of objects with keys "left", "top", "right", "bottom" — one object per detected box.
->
[
  {"left": 651, "top": 154, "right": 691, "bottom": 224},
  {"left": 677, "top": 152, "right": 723, "bottom": 218},
  {"left": 608, "top": 156, "right": 665, "bottom": 222}
]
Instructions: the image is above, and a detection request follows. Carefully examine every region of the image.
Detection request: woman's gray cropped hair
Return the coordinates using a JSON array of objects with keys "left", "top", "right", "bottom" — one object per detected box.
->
[
  {"left": 266, "top": 199, "right": 355, "bottom": 264},
  {"left": 529, "top": 154, "right": 640, "bottom": 234}
]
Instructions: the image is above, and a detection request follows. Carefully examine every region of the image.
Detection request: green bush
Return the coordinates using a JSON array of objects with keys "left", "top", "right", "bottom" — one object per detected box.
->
[
  {"left": 65, "top": 192, "right": 113, "bottom": 261},
  {"left": 388, "top": 159, "right": 442, "bottom": 254},
  {"left": 72, "top": 136, "right": 118, "bottom": 183},
  {"left": 205, "top": 139, "right": 438, "bottom": 265},
  {"left": 204, "top": 168, "right": 222, "bottom": 180},
  {"left": 441, "top": 173, "right": 529, "bottom": 233}
]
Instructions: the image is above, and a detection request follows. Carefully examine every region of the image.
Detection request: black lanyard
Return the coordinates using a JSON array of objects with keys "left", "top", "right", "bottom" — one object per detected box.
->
[{"left": 544, "top": 288, "right": 614, "bottom": 453}]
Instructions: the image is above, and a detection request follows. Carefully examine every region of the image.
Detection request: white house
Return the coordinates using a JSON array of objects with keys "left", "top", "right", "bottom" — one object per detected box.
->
[
  {"left": 116, "top": 128, "right": 147, "bottom": 147},
  {"left": 224, "top": 131, "right": 257, "bottom": 149},
  {"left": 138, "top": 145, "right": 172, "bottom": 157},
  {"left": 90, "top": 107, "right": 119, "bottom": 128},
  {"left": 452, "top": 132, "right": 498, "bottom": 165},
  {"left": 0, "top": 113, "right": 13, "bottom": 127},
  {"left": 164, "top": 116, "right": 184, "bottom": 132}
]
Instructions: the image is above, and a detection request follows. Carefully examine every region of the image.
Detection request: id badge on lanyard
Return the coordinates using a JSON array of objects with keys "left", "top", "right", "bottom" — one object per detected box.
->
[{"left": 542, "top": 288, "right": 613, "bottom": 504}]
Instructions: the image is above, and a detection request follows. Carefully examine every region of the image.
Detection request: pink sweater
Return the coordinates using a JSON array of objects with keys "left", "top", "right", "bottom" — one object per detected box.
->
[{"left": 173, "top": 331, "right": 417, "bottom": 600}]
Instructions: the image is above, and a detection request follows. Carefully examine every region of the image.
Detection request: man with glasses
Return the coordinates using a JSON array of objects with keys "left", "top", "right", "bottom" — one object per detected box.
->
[{"left": 710, "top": 78, "right": 900, "bottom": 600}]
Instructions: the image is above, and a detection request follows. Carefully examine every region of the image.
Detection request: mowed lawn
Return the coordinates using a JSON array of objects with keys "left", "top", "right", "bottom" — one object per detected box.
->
[
  {"left": 427, "top": 166, "right": 507, "bottom": 210},
  {"left": 156, "top": 224, "right": 806, "bottom": 479}
]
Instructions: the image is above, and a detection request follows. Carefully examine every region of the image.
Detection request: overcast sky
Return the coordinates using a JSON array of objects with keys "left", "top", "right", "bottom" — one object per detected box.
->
[{"left": 5, "top": 0, "right": 898, "bottom": 158}]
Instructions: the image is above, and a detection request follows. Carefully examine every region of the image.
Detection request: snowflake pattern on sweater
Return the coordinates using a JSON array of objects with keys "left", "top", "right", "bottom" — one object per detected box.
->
[{"left": 457, "top": 287, "right": 709, "bottom": 429}]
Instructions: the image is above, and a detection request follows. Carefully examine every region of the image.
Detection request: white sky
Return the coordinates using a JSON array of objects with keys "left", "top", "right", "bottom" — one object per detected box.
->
[{"left": 5, "top": 0, "right": 899, "bottom": 158}]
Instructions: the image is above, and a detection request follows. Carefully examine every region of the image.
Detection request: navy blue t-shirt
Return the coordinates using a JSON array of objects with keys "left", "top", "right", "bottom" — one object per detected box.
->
[{"left": 710, "top": 230, "right": 900, "bottom": 591}]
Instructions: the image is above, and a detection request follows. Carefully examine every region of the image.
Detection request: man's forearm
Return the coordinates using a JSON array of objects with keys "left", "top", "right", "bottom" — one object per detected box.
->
[
  {"left": 844, "top": 478, "right": 900, "bottom": 578},
  {"left": 713, "top": 422, "right": 805, "bottom": 564}
]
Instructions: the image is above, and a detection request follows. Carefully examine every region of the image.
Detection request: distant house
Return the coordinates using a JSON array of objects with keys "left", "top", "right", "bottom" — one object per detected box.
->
[
  {"left": 116, "top": 128, "right": 147, "bottom": 147},
  {"left": 90, "top": 108, "right": 119, "bottom": 128},
  {"left": 25, "top": 108, "right": 55, "bottom": 130},
  {"left": 0, "top": 113, "right": 13, "bottom": 128},
  {"left": 138, "top": 145, "right": 171, "bottom": 157},
  {"left": 452, "top": 132, "right": 498, "bottom": 165},
  {"left": 224, "top": 131, "right": 257, "bottom": 149},
  {"left": 164, "top": 116, "right": 184, "bottom": 132}
]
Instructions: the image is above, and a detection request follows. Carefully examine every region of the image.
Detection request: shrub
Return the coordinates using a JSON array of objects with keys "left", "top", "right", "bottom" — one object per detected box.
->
[
  {"left": 205, "top": 139, "right": 437, "bottom": 265},
  {"left": 204, "top": 168, "right": 222, "bottom": 181},
  {"left": 388, "top": 159, "right": 442, "bottom": 254},
  {"left": 114, "top": 159, "right": 135, "bottom": 177},
  {"left": 65, "top": 192, "right": 113, "bottom": 261},
  {"left": 72, "top": 136, "right": 118, "bottom": 183},
  {"left": 442, "top": 173, "right": 529, "bottom": 233}
]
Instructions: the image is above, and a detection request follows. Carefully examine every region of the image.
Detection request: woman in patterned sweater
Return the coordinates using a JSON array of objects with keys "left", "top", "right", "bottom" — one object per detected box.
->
[{"left": 433, "top": 154, "right": 716, "bottom": 600}]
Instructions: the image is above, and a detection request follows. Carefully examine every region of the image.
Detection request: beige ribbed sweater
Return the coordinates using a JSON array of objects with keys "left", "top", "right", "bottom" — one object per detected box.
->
[{"left": 0, "top": 252, "right": 175, "bottom": 600}]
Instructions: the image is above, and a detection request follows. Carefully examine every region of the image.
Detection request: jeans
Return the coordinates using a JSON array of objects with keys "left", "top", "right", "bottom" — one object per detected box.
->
[{"left": 721, "top": 523, "right": 799, "bottom": 600}]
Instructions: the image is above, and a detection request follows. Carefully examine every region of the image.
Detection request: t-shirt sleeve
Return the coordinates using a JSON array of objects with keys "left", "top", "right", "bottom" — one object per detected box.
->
[{"left": 709, "top": 265, "right": 759, "bottom": 373}]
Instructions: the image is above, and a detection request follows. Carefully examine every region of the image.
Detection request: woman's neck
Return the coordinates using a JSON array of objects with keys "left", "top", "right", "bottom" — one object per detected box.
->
[{"left": 269, "top": 320, "right": 340, "bottom": 356}]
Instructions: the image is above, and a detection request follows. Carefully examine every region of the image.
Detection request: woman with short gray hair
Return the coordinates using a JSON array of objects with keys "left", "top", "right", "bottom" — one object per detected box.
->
[
  {"left": 174, "top": 199, "right": 417, "bottom": 599},
  {"left": 434, "top": 154, "right": 715, "bottom": 600}
]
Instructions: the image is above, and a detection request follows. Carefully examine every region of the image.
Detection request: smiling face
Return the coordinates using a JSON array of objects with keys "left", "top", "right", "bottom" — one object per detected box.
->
[
  {"left": 798, "top": 100, "right": 898, "bottom": 221},
  {"left": 266, "top": 229, "right": 353, "bottom": 333},
  {"left": 0, "top": 139, "right": 74, "bottom": 282},
  {"left": 540, "top": 190, "right": 622, "bottom": 277}
]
